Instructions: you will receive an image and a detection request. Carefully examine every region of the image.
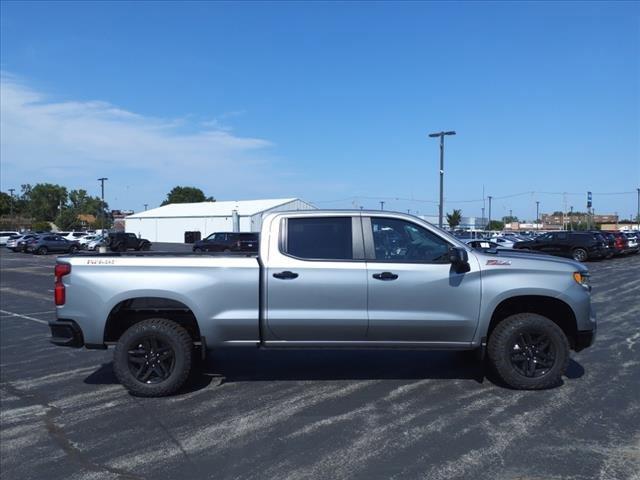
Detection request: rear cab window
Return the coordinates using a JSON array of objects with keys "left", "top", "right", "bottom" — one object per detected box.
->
[{"left": 284, "top": 217, "right": 353, "bottom": 260}]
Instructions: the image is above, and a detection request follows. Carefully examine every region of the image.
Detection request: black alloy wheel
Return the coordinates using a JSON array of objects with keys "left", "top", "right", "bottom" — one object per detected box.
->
[
  {"left": 37, "top": 246, "right": 48, "bottom": 255},
  {"left": 572, "top": 248, "right": 588, "bottom": 262},
  {"left": 127, "top": 337, "right": 176, "bottom": 384},
  {"left": 509, "top": 331, "right": 556, "bottom": 378}
]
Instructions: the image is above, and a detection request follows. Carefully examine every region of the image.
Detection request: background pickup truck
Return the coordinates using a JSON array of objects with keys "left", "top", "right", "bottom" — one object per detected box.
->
[{"left": 50, "top": 210, "right": 596, "bottom": 396}]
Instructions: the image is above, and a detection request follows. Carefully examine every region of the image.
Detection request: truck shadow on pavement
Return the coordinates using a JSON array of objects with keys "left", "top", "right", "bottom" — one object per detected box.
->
[{"left": 84, "top": 349, "right": 585, "bottom": 395}]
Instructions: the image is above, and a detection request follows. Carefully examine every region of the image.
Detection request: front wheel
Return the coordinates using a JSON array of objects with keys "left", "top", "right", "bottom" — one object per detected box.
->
[
  {"left": 69, "top": 245, "right": 79, "bottom": 254},
  {"left": 487, "top": 313, "right": 569, "bottom": 390},
  {"left": 36, "top": 246, "right": 48, "bottom": 255},
  {"left": 113, "top": 318, "right": 193, "bottom": 397},
  {"left": 572, "top": 248, "right": 588, "bottom": 262}
]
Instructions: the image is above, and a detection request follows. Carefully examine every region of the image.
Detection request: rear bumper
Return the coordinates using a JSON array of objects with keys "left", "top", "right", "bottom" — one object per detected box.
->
[{"left": 49, "top": 320, "right": 84, "bottom": 348}]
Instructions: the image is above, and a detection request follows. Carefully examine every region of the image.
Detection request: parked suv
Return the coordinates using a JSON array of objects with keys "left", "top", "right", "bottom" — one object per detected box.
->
[
  {"left": 192, "top": 232, "right": 259, "bottom": 253},
  {"left": 6, "top": 233, "right": 38, "bottom": 252},
  {"left": 513, "top": 231, "right": 607, "bottom": 262},
  {"left": 107, "top": 232, "right": 151, "bottom": 252},
  {"left": 27, "top": 235, "right": 80, "bottom": 255}
]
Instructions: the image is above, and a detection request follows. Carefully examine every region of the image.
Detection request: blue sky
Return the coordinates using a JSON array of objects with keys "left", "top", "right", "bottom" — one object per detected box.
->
[{"left": 1, "top": 1, "right": 638, "bottom": 220}]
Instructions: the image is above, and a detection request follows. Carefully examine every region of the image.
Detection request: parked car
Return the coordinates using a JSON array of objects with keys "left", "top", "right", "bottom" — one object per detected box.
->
[
  {"left": 491, "top": 236, "right": 519, "bottom": 249},
  {"left": 77, "top": 234, "right": 99, "bottom": 248},
  {"left": 0, "top": 231, "right": 20, "bottom": 245},
  {"left": 107, "top": 232, "right": 151, "bottom": 252},
  {"left": 6, "top": 233, "right": 38, "bottom": 252},
  {"left": 27, "top": 235, "right": 80, "bottom": 255},
  {"left": 513, "top": 231, "right": 608, "bottom": 262},
  {"left": 603, "top": 231, "right": 632, "bottom": 255},
  {"left": 49, "top": 210, "right": 596, "bottom": 396},
  {"left": 86, "top": 235, "right": 107, "bottom": 251},
  {"left": 624, "top": 233, "right": 639, "bottom": 254},
  {"left": 463, "top": 239, "right": 504, "bottom": 250},
  {"left": 62, "top": 231, "right": 90, "bottom": 241},
  {"left": 192, "top": 232, "right": 259, "bottom": 253}
]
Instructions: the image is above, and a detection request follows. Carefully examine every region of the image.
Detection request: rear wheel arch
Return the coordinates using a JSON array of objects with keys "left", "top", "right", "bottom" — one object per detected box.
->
[
  {"left": 487, "top": 295, "right": 578, "bottom": 349},
  {"left": 104, "top": 297, "right": 202, "bottom": 344}
]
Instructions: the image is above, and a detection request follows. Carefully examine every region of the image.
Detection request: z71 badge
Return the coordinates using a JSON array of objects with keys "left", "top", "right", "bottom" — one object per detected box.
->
[{"left": 486, "top": 259, "right": 511, "bottom": 266}]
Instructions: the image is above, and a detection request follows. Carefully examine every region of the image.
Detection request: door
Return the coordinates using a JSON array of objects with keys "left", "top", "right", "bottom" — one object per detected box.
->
[
  {"left": 364, "top": 216, "right": 481, "bottom": 343},
  {"left": 265, "top": 216, "right": 368, "bottom": 341}
]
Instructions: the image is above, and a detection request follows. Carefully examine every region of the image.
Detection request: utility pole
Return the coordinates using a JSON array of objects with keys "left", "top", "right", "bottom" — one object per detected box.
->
[
  {"left": 144, "top": 204, "right": 148, "bottom": 211},
  {"left": 428, "top": 130, "right": 456, "bottom": 229},
  {"left": 8, "top": 188, "right": 15, "bottom": 219},
  {"left": 98, "top": 177, "right": 108, "bottom": 232},
  {"left": 379, "top": 201, "right": 385, "bottom": 211},
  {"left": 637, "top": 188, "right": 640, "bottom": 230},
  {"left": 570, "top": 206, "right": 574, "bottom": 230},
  {"left": 488, "top": 195, "right": 493, "bottom": 229},
  {"left": 536, "top": 201, "right": 540, "bottom": 231}
]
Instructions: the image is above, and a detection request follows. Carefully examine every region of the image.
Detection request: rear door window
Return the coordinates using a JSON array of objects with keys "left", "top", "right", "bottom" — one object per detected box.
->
[{"left": 286, "top": 217, "right": 353, "bottom": 260}]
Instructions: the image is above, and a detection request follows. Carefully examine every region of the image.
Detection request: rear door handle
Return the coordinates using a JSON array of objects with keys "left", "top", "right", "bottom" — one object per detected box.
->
[
  {"left": 273, "top": 271, "right": 299, "bottom": 280},
  {"left": 372, "top": 271, "right": 399, "bottom": 281}
]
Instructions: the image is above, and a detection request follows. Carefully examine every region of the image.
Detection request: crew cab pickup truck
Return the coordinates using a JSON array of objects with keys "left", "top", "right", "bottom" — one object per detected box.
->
[{"left": 49, "top": 211, "right": 596, "bottom": 396}]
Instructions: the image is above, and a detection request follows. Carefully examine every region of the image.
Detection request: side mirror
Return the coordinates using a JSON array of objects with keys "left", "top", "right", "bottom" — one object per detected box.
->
[{"left": 449, "top": 247, "right": 471, "bottom": 273}]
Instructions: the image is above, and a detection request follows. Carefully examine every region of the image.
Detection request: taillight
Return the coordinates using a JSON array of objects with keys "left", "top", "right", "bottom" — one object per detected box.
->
[{"left": 54, "top": 263, "right": 71, "bottom": 306}]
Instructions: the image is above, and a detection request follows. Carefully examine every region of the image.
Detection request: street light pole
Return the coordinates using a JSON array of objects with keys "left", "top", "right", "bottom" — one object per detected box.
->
[
  {"left": 144, "top": 204, "right": 148, "bottom": 211},
  {"left": 8, "top": 188, "right": 15, "bottom": 219},
  {"left": 536, "top": 201, "right": 540, "bottom": 231},
  {"left": 379, "top": 201, "right": 385, "bottom": 211},
  {"left": 98, "top": 177, "right": 108, "bottom": 232},
  {"left": 488, "top": 195, "right": 493, "bottom": 229},
  {"left": 569, "top": 206, "right": 574, "bottom": 230},
  {"left": 428, "top": 130, "right": 456, "bottom": 228},
  {"left": 637, "top": 188, "right": 640, "bottom": 230}
]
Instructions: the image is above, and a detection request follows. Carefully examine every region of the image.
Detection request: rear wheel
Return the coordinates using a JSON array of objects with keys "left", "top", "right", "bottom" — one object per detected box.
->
[
  {"left": 113, "top": 318, "right": 193, "bottom": 397},
  {"left": 488, "top": 313, "right": 569, "bottom": 390},
  {"left": 36, "top": 246, "right": 48, "bottom": 255},
  {"left": 193, "top": 247, "right": 202, "bottom": 253},
  {"left": 69, "top": 245, "right": 79, "bottom": 254},
  {"left": 572, "top": 248, "right": 588, "bottom": 262}
]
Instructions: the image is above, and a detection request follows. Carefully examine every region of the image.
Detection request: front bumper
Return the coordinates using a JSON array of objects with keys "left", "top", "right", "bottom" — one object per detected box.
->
[
  {"left": 49, "top": 320, "right": 84, "bottom": 348},
  {"left": 575, "top": 329, "right": 596, "bottom": 351}
]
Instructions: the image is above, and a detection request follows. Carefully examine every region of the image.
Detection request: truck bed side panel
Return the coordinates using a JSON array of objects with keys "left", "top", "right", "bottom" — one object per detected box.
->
[{"left": 57, "top": 256, "right": 260, "bottom": 346}]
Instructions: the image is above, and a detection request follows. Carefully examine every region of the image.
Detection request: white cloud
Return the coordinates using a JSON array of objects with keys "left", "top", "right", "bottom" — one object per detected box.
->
[{"left": 0, "top": 72, "right": 286, "bottom": 207}]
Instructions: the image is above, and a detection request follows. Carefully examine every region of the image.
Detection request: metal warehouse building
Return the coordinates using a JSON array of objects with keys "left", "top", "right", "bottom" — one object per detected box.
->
[{"left": 125, "top": 198, "right": 315, "bottom": 243}]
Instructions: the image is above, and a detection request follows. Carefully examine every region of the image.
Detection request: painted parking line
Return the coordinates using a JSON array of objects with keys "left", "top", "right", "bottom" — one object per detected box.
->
[
  {"left": 0, "top": 287, "right": 52, "bottom": 302},
  {"left": 0, "top": 310, "right": 55, "bottom": 317},
  {"left": 0, "top": 310, "right": 50, "bottom": 325}
]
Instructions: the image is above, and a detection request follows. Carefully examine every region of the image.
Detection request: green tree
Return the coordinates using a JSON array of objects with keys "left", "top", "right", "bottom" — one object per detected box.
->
[
  {"left": 161, "top": 186, "right": 214, "bottom": 206},
  {"left": 54, "top": 209, "right": 83, "bottom": 230},
  {"left": 0, "top": 192, "right": 11, "bottom": 215},
  {"left": 502, "top": 215, "right": 519, "bottom": 223},
  {"left": 23, "top": 183, "right": 68, "bottom": 221},
  {"left": 446, "top": 209, "right": 462, "bottom": 229},
  {"left": 487, "top": 220, "right": 505, "bottom": 231},
  {"left": 68, "top": 189, "right": 107, "bottom": 217}
]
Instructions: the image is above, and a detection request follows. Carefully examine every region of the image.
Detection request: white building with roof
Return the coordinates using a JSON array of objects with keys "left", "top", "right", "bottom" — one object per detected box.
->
[{"left": 125, "top": 198, "right": 315, "bottom": 243}]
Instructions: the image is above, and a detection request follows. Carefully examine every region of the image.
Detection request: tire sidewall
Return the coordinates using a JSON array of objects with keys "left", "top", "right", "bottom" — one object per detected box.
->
[
  {"left": 114, "top": 320, "right": 192, "bottom": 397},
  {"left": 573, "top": 248, "right": 587, "bottom": 262}
]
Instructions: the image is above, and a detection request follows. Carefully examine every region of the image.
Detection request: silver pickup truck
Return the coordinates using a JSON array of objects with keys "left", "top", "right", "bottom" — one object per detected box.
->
[{"left": 50, "top": 210, "right": 596, "bottom": 396}]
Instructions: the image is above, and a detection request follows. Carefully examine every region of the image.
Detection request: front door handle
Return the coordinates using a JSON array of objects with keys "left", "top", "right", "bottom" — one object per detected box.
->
[
  {"left": 273, "top": 271, "right": 299, "bottom": 280},
  {"left": 372, "top": 271, "right": 399, "bottom": 281}
]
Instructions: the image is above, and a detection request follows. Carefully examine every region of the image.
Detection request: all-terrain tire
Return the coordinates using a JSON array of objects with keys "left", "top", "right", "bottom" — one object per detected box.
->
[
  {"left": 113, "top": 318, "right": 193, "bottom": 397},
  {"left": 487, "top": 313, "right": 569, "bottom": 390}
]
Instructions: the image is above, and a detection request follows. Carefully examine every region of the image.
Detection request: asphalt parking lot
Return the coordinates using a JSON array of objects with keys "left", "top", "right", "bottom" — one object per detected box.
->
[{"left": 1, "top": 247, "right": 639, "bottom": 480}]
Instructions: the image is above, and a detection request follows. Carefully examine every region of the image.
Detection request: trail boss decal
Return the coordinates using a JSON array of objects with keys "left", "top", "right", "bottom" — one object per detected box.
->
[
  {"left": 86, "top": 259, "right": 116, "bottom": 265},
  {"left": 486, "top": 259, "right": 511, "bottom": 266}
]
